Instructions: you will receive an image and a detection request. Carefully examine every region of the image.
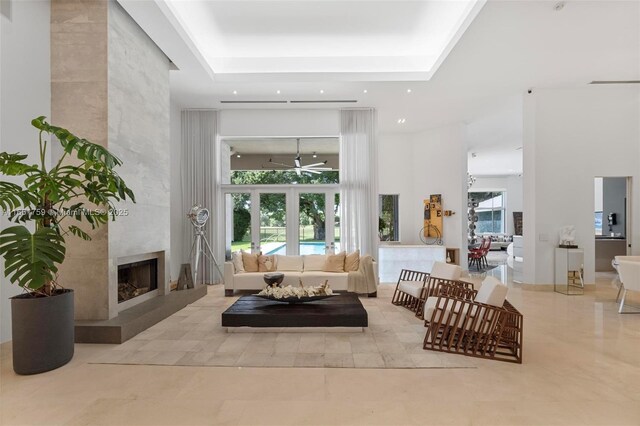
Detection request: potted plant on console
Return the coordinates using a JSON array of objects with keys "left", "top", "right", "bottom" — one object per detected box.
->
[{"left": 0, "top": 117, "right": 135, "bottom": 374}]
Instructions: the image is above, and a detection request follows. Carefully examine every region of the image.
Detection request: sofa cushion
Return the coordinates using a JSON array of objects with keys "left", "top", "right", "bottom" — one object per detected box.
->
[
  {"left": 258, "top": 254, "right": 276, "bottom": 272},
  {"left": 398, "top": 280, "right": 424, "bottom": 298},
  {"left": 301, "top": 272, "right": 349, "bottom": 291},
  {"left": 276, "top": 255, "right": 303, "bottom": 272},
  {"left": 232, "top": 251, "right": 245, "bottom": 273},
  {"left": 345, "top": 250, "right": 360, "bottom": 272},
  {"left": 242, "top": 251, "right": 259, "bottom": 272},
  {"left": 303, "top": 254, "right": 327, "bottom": 271},
  {"left": 323, "top": 251, "right": 346, "bottom": 272},
  {"left": 232, "top": 272, "right": 265, "bottom": 290}
]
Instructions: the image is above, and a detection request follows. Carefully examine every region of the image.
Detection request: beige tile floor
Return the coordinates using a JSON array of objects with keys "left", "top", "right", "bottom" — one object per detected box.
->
[
  {"left": 2, "top": 268, "right": 640, "bottom": 425},
  {"left": 89, "top": 285, "right": 475, "bottom": 370}
]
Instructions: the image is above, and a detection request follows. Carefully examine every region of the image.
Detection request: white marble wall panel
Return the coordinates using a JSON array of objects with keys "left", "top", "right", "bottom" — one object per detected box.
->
[
  {"left": 52, "top": 0, "right": 170, "bottom": 320},
  {"left": 107, "top": 1, "right": 170, "bottom": 317}
]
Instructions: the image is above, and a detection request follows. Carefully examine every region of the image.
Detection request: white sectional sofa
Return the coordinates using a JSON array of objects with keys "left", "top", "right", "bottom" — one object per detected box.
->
[
  {"left": 476, "top": 233, "right": 513, "bottom": 251},
  {"left": 224, "top": 253, "right": 378, "bottom": 297}
]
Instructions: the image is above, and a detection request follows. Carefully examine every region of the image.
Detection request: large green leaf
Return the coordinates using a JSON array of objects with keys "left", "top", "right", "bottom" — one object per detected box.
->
[
  {"left": 0, "top": 116, "right": 136, "bottom": 282},
  {"left": 0, "top": 182, "right": 38, "bottom": 212},
  {"left": 0, "top": 153, "right": 37, "bottom": 176},
  {"left": 32, "top": 116, "right": 123, "bottom": 169},
  {"left": 0, "top": 226, "right": 66, "bottom": 290},
  {"left": 67, "top": 225, "right": 91, "bottom": 241}
]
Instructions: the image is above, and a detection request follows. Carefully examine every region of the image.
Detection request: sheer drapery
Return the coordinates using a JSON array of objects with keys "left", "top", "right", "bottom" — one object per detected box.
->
[
  {"left": 339, "top": 109, "right": 379, "bottom": 257},
  {"left": 181, "top": 110, "right": 222, "bottom": 283}
]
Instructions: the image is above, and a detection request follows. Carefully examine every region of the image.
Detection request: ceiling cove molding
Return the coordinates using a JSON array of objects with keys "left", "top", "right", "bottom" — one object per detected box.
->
[
  {"left": 153, "top": 0, "right": 487, "bottom": 82},
  {"left": 116, "top": 0, "right": 216, "bottom": 82}
]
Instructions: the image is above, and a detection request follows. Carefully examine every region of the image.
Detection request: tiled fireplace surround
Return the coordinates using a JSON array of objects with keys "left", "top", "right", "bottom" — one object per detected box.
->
[{"left": 51, "top": 0, "right": 206, "bottom": 343}]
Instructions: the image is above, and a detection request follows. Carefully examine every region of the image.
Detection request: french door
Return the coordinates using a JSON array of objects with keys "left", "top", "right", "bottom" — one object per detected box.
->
[{"left": 222, "top": 185, "right": 340, "bottom": 259}]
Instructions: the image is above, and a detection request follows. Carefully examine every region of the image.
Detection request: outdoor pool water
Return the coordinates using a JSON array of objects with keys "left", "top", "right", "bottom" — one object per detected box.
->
[{"left": 263, "top": 242, "right": 340, "bottom": 255}]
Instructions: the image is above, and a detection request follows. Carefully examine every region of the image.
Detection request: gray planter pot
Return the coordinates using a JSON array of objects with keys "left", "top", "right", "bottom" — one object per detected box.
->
[{"left": 11, "top": 289, "right": 74, "bottom": 375}]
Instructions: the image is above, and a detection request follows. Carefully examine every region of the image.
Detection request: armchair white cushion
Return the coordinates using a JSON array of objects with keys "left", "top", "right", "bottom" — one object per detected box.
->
[
  {"left": 423, "top": 297, "right": 469, "bottom": 322},
  {"left": 423, "top": 276, "right": 507, "bottom": 322},
  {"left": 475, "top": 276, "right": 508, "bottom": 307},
  {"left": 398, "top": 281, "right": 424, "bottom": 298},
  {"left": 430, "top": 261, "right": 462, "bottom": 281}
]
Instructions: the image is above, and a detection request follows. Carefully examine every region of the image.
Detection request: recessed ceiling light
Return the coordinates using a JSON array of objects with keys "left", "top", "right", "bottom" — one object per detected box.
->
[
  {"left": 276, "top": 90, "right": 281, "bottom": 94},
  {"left": 320, "top": 89, "right": 324, "bottom": 94},
  {"left": 363, "top": 89, "right": 368, "bottom": 94},
  {"left": 406, "top": 89, "right": 412, "bottom": 93},
  {"left": 312, "top": 152, "right": 318, "bottom": 158},
  {"left": 236, "top": 154, "right": 241, "bottom": 158},
  {"left": 397, "top": 118, "right": 406, "bottom": 124},
  {"left": 232, "top": 90, "right": 237, "bottom": 95}
]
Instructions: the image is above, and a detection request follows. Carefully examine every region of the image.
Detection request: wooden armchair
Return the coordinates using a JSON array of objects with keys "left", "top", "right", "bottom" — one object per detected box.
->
[
  {"left": 391, "top": 262, "right": 462, "bottom": 316},
  {"left": 422, "top": 276, "right": 523, "bottom": 363},
  {"left": 391, "top": 269, "right": 430, "bottom": 312}
]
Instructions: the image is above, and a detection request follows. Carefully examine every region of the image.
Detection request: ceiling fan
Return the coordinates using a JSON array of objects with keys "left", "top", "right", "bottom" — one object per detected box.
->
[{"left": 262, "top": 138, "right": 332, "bottom": 176}]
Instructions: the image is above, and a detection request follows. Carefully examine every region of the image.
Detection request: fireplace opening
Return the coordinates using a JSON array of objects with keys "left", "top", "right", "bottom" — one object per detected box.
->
[{"left": 118, "top": 258, "right": 158, "bottom": 303}]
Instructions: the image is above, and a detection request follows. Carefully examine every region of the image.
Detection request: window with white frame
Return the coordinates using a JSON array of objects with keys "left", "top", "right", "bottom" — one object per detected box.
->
[
  {"left": 379, "top": 194, "right": 400, "bottom": 242},
  {"left": 469, "top": 191, "right": 506, "bottom": 234}
]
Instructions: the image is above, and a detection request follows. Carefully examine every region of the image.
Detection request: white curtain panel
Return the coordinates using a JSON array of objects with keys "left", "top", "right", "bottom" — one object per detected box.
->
[
  {"left": 339, "top": 109, "right": 379, "bottom": 257},
  {"left": 181, "top": 110, "right": 222, "bottom": 283}
]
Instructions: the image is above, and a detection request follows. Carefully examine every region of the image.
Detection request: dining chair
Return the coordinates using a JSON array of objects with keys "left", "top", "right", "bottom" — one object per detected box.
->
[{"left": 615, "top": 257, "right": 640, "bottom": 314}]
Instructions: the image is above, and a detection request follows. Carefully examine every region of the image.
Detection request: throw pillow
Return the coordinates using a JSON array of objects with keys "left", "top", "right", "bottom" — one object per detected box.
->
[
  {"left": 344, "top": 250, "right": 360, "bottom": 272},
  {"left": 258, "top": 254, "right": 275, "bottom": 272},
  {"left": 323, "top": 251, "right": 346, "bottom": 273},
  {"left": 303, "top": 254, "right": 327, "bottom": 271},
  {"left": 242, "top": 251, "right": 259, "bottom": 273},
  {"left": 231, "top": 251, "right": 245, "bottom": 273}
]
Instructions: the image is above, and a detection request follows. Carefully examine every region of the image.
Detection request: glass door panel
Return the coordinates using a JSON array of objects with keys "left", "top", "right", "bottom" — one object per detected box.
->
[
  {"left": 225, "top": 193, "right": 251, "bottom": 259},
  {"left": 333, "top": 193, "right": 341, "bottom": 253},
  {"left": 299, "top": 193, "right": 326, "bottom": 254},
  {"left": 259, "top": 193, "right": 287, "bottom": 255}
]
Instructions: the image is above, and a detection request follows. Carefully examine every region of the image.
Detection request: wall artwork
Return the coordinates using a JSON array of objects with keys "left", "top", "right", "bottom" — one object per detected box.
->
[
  {"left": 423, "top": 194, "right": 443, "bottom": 244},
  {"left": 513, "top": 211, "right": 523, "bottom": 236}
]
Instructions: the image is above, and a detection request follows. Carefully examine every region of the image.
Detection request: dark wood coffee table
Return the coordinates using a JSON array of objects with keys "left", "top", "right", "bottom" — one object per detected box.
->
[{"left": 221, "top": 293, "right": 368, "bottom": 328}]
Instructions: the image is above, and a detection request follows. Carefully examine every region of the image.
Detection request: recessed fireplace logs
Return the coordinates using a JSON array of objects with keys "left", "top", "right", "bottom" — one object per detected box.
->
[{"left": 117, "top": 259, "right": 158, "bottom": 303}]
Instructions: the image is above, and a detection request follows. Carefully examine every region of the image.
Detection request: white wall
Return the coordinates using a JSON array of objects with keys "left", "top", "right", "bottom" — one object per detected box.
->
[
  {"left": 169, "top": 100, "right": 183, "bottom": 281},
  {"left": 0, "top": 0, "right": 51, "bottom": 342},
  {"left": 219, "top": 109, "right": 340, "bottom": 137},
  {"left": 472, "top": 175, "right": 523, "bottom": 235},
  {"left": 594, "top": 177, "right": 603, "bottom": 212},
  {"left": 523, "top": 87, "right": 640, "bottom": 285},
  {"left": 378, "top": 125, "right": 468, "bottom": 264}
]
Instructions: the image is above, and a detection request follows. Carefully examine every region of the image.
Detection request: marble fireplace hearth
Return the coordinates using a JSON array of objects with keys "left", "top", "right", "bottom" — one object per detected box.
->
[{"left": 75, "top": 286, "right": 207, "bottom": 344}]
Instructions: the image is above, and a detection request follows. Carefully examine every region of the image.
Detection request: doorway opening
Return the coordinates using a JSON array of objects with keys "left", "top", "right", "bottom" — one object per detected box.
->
[{"left": 594, "top": 176, "right": 631, "bottom": 272}]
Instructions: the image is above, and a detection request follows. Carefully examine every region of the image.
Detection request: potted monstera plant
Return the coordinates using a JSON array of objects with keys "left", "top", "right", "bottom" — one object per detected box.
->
[{"left": 0, "top": 117, "right": 134, "bottom": 374}]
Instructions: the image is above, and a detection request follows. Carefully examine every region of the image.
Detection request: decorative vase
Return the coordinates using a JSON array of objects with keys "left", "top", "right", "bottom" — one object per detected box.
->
[{"left": 11, "top": 289, "right": 74, "bottom": 375}]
